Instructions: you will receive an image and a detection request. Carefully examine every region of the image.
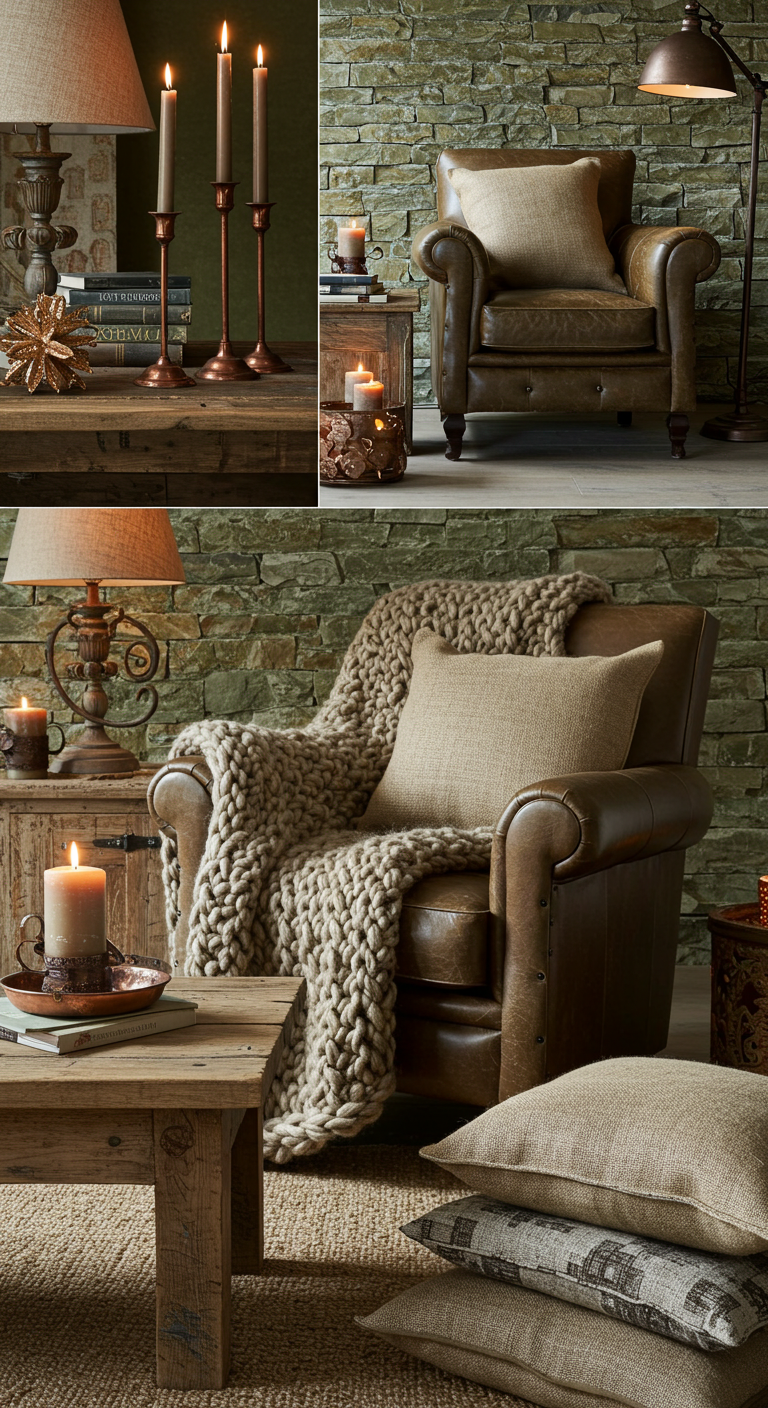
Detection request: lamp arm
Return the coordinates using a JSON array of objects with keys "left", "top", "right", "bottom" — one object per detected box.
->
[{"left": 689, "top": 3, "right": 764, "bottom": 89}]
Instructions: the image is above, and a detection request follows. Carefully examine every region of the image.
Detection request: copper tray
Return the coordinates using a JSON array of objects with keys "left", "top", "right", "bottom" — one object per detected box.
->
[{"left": 0, "top": 963, "right": 171, "bottom": 1019}]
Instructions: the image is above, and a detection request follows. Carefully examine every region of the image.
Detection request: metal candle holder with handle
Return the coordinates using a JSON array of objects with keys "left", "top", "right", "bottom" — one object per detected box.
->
[{"left": 0, "top": 717, "right": 65, "bottom": 779}]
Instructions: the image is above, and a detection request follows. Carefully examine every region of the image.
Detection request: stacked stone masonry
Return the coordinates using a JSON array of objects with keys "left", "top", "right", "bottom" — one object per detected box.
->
[
  {"left": 0, "top": 508, "right": 766, "bottom": 964},
  {"left": 319, "top": 0, "right": 768, "bottom": 405}
]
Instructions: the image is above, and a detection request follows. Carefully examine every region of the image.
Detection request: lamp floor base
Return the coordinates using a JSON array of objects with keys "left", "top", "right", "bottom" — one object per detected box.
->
[
  {"left": 48, "top": 740, "right": 141, "bottom": 777},
  {"left": 198, "top": 342, "right": 259, "bottom": 381},
  {"left": 700, "top": 410, "right": 768, "bottom": 443},
  {"left": 245, "top": 343, "right": 293, "bottom": 374}
]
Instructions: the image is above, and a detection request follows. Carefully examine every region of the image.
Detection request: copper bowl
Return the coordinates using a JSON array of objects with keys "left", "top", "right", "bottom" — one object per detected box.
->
[{"left": 0, "top": 962, "right": 171, "bottom": 1019}]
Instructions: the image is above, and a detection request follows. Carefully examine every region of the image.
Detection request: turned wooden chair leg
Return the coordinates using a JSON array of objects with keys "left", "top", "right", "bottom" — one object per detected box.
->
[
  {"left": 667, "top": 411, "right": 689, "bottom": 460},
  {"left": 442, "top": 413, "right": 466, "bottom": 461},
  {"left": 617, "top": 411, "right": 632, "bottom": 428}
]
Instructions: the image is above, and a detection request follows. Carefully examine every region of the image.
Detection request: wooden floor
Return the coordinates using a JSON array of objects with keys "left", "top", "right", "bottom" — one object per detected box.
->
[
  {"left": 319, "top": 404, "right": 768, "bottom": 508},
  {"left": 353, "top": 965, "right": 711, "bottom": 1147}
]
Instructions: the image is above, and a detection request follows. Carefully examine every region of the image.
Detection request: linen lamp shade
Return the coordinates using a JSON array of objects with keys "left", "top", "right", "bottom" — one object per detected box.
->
[
  {"left": 3, "top": 510, "right": 185, "bottom": 586},
  {"left": 0, "top": 0, "right": 154, "bottom": 134},
  {"left": 638, "top": 18, "right": 737, "bottom": 98}
]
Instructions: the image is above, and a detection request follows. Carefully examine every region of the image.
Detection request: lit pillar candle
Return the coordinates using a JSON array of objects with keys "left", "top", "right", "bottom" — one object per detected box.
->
[
  {"left": 157, "top": 64, "right": 177, "bottom": 213},
  {"left": 353, "top": 380, "right": 384, "bottom": 410},
  {"left": 344, "top": 363, "right": 373, "bottom": 402},
  {"left": 44, "top": 842, "right": 107, "bottom": 959},
  {"left": 3, "top": 696, "right": 47, "bottom": 737},
  {"left": 253, "top": 45, "right": 268, "bottom": 202},
  {"left": 338, "top": 220, "right": 366, "bottom": 260},
  {"left": 217, "top": 22, "right": 233, "bottom": 183}
]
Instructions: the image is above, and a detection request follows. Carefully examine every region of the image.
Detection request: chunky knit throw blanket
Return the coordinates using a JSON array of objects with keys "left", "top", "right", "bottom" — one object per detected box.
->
[{"left": 162, "top": 574, "right": 611, "bottom": 1162}]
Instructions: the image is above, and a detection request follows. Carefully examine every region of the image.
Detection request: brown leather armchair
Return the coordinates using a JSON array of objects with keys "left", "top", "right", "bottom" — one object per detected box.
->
[
  {"left": 412, "top": 149, "right": 721, "bottom": 462},
  {"left": 147, "top": 601, "right": 718, "bottom": 1110}
]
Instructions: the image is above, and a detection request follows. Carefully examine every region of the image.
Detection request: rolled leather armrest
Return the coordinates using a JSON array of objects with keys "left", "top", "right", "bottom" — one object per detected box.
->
[
  {"left": 147, "top": 757, "right": 213, "bottom": 960},
  {"left": 411, "top": 220, "right": 492, "bottom": 411},
  {"left": 411, "top": 219, "right": 491, "bottom": 288}
]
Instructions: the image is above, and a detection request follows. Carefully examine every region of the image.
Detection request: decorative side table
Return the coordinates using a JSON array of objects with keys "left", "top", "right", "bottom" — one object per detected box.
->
[
  {"left": 319, "top": 290, "right": 419, "bottom": 449},
  {"left": 709, "top": 903, "right": 768, "bottom": 1072}
]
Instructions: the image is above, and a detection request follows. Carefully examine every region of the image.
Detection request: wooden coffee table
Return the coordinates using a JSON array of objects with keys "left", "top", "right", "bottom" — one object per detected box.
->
[{"left": 0, "top": 975, "right": 304, "bottom": 1390}]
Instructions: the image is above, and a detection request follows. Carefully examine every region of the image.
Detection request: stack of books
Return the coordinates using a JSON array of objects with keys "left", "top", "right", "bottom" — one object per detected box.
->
[
  {"left": 319, "top": 273, "right": 387, "bottom": 305},
  {"left": 58, "top": 272, "right": 192, "bottom": 367},
  {"left": 0, "top": 991, "right": 196, "bottom": 1054}
]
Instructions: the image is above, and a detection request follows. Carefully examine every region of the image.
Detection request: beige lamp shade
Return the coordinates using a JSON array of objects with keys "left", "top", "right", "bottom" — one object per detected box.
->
[
  {"left": 3, "top": 509, "right": 185, "bottom": 585},
  {"left": 0, "top": 0, "right": 154, "bottom": 133}
]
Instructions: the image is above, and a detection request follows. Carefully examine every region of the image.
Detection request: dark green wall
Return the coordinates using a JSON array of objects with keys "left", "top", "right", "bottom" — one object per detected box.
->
[{"left": 117, "top": 1, "right": 317, "bottom": 343}]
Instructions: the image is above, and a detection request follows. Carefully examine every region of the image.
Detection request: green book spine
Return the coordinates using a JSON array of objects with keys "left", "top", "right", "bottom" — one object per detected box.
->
[
  {"left": 90, "top": 325, "right": 187, "bottom": 343},
  {"left": 85, "top": 304, "right": 191, "bottom": 325}
]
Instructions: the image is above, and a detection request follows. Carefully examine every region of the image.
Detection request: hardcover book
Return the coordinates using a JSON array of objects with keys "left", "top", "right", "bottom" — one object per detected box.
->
[
  {"left": 58, "top": 272, "right": 192, "bottom": 290},
  {"left": 0, "top": 992, "right": 197, "bottom": 1054},
  {"left": 61, "top": 288, "right": 192, "bottom": 306},
  {"left": 84, "top": 304, "right": 191, "bottom": 325},
  {"left": 90, "top": 325, "right": 187, "bottom": 343}
]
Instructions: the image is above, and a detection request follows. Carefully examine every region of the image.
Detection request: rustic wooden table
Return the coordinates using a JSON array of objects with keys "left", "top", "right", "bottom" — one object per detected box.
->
[
  {"left": 320, "top": 292, "right": 419, "bottom": 448},
  {"left": 0, "top": 341, "right": 317, "bottom": 507},
  {"left": 0, "top": 975, "right": 305, "bottom": 1389}
]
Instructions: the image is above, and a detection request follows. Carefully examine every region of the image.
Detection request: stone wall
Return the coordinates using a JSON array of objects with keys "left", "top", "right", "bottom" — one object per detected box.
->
[
  {"left": 0, "top": 508, "right": 765, "bottom": 961},
  {"left": 319, "top": 0, "right": 768, "bottom": 405}
]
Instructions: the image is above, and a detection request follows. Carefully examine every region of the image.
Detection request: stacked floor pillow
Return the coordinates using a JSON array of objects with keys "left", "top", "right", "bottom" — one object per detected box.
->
[{"left": 358, "top": 1058, "right": 768, "bottom": 1408}]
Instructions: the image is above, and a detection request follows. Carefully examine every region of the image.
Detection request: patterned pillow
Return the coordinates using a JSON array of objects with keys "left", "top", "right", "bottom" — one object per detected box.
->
[{"left": 401, "top": 1194, "right": 768, "bottom": 1352}]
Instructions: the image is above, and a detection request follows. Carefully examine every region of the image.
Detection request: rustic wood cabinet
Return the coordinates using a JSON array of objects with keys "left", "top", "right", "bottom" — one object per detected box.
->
[{"left": 0, "top": 774, "right": 170, "bottom": 978}]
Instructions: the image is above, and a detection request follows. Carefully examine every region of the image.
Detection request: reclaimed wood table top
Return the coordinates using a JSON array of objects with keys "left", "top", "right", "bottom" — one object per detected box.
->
[
  {"left": 0, "top": 341, "right": 317, "bottom": 434},
  {"left": 320, "top": 290, "right": 420, "bottom": 316},
  {"left": 0, "top": 976, "right": 305, "bottom": 1109},
  {"left": 0, "top": 771, "right": 157, "bottom": 802}
]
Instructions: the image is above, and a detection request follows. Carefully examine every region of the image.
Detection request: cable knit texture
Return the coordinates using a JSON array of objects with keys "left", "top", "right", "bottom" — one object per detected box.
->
[{"left": 162, "top": 574, "right": 611, "bottom": 1162}]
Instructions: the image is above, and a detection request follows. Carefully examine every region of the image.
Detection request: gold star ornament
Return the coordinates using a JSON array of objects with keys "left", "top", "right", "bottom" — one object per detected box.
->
[{"left": 0, "top": 292, "right": 96, "bottom": 393}]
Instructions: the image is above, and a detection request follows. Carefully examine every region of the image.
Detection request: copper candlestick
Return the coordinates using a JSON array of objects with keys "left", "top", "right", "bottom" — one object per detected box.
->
[
  {"left": 246, "top": 202, "right": 292, "bottom": 374},
  {"left": 199, "top": 183, "right": 258, "bottom": 381},
  {"left": 135, "top": 213, "right": 196, "bottom": 389}
]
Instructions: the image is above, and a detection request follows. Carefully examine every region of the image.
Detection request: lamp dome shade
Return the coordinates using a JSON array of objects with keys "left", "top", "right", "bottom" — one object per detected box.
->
[
  {"left": 638, "top": 26, "right": 737, "bottom": 99},
  {"left": 3, "top": 510, "right": 185, "bottom": 586},
  {"left": 0, "top": 0, "right": 154, "bottom": 134}
]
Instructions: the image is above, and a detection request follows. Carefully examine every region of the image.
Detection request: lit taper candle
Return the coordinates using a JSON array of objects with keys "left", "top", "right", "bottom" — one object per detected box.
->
[
  {"left": 217, "top": 21, "right": 233, "bottom": 183},
  {"left": 253, "top": 44, "right": 268, "bottom": 202},
  {"left": 157, "top": 64, "right": 177, "bottom": 213}
]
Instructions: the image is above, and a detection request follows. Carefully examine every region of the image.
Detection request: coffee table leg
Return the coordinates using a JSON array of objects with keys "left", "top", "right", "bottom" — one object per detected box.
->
[
  {"left": 153, "top": 1108, "right": 231, "bottom": 1389},
  {"left": 231, "top": 1105, "right": 264, "bottom": 1274}
]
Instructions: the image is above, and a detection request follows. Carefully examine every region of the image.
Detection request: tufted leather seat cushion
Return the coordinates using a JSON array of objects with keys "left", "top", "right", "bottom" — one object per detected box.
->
[
  {"left": 480, "top": 288, "right": 656, "bottom": 352},
  {"left": 397, "top": 872, "right": 491, "bottom": 988}
]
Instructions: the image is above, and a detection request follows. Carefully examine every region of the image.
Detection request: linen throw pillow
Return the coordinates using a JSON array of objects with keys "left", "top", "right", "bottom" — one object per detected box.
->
[
  {"left": 448, "top": 157, "right": 626, "bottom": 293},
  {"left": 421, "top": 1058, "right": 768, "bottom": 1256},
  {"left": 358, "top": 1270, "right": 768, "bottom": 1408},
  {"left": 359, "top": 631, "right": 663, "bottom": 831},
  {"left": 402, "top": 1194, "right": 768, "bottom": 1351}
]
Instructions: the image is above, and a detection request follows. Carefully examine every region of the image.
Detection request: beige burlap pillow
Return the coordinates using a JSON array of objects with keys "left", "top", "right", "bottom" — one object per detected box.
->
[
  {"left": 448, "top": 157, "right": 626, "bottom": 293},
  {"left": 358, "top": 1270, "right": 768, "bottom": 1408},
  {"left": 421, "top": 1058, "right": 768, "bottom": 1256},
  {"left": 359, "top": 631, "right": 663, "bottom": 831}
]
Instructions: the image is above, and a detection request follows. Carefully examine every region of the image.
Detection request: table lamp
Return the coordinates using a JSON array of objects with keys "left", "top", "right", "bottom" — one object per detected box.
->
[
  {"left": 639, "top": 0, "right": 767, "bottom": 443},
  {"left": 3, "top": 509, "right": 185, "bottom": 776},
  {"left": 0, "top": 0, "right": 154, "bottom": 299}
]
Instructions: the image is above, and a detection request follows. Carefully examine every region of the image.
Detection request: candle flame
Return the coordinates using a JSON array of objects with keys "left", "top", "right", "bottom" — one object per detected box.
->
[
  {"left": 357, "top": 362, "right": 363, "bottom": 373},
  {"left": 351, "top": 219, "right": 357, "bottom": 229},
  {"left": 257, "top": 44, "right": 264, "bottom": 66},
  {"left": 222, "top": 20, "right": 228, "bottom": 52},
  {"left": 165, "top": 63, "right": 173, "bottom": 90},
  {"left": 70, "top": 842, "right": 79, "bottom": 870},
  {"left": 21, "top": 696, "right": 28, "bottom": 709},
  {"left": 375, "top": 419, "right": 385, "bottom": 430}
]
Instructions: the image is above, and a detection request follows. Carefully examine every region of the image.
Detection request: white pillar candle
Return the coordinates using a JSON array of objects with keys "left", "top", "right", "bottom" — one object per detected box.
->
[
  {"left": 253, "top": 45, "right": 268, "bottom": 203},
  {"left": 338, "top": 221, "right": 366, "bottom": 259},
  {"left": 3, "top": 697, "right": 47, "bottom": 737},
  {"left": 157, "top": 65, "right": 177, "bottom": 213},
  {"left": 44, "top": 842, "right": 106, "bottom": 959},
  {"left": 344, "top": 364, "right": 373, "bottom": 402},
  {"left": 353, "top": 380, "right": 384, "bottom": 410},
  {"left": 217, "top": 23, "right": 233, "bottom": 184}
]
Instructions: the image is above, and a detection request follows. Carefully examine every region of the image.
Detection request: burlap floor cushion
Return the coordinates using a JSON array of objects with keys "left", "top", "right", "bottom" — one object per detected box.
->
[
  {"left": 359, "top": 1270, "right": 768, "bottom": 1408},
  {"left": 361, "top": 632, "right": 663, "bottom": 831},
  {"left": 447, "top": 156, "right": 626, "bottom": 293},
  {"left": 402, "top": 1193, "right": 768, "bottom": 1351},
  {"left": 422, "top": 1058, "right": 768, "bottom": 1255}
]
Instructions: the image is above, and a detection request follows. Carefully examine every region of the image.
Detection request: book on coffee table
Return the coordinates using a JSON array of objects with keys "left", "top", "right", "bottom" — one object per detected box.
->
[{"left": 0, "top": 992, "right": 196, "bottom": 1054}]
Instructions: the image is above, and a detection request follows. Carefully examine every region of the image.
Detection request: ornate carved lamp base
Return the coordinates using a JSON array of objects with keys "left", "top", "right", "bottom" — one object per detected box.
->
[
  {"left": 0, "top": 124, "right": 77, "bottom": 298},
  {"left": 48, "top": 723, "right": 140, "bottom": 777}
]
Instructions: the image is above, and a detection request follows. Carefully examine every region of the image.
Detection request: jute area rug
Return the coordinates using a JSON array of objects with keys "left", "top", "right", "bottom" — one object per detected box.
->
[{"left": 0, "top": 1145, "right": 532, "bottom": 1408}]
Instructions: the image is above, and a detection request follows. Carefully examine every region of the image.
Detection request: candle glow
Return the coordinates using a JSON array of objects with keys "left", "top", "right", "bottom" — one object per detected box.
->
[
  {"left": 21, "top": 696, "right": 28, "bottom": 709},
  {"left": 222, "top": 21, "right": 228, "bottom": 52},
  {"left": 257, "top": 44, "right": 264, "bottom": 66},
  {"left": 165, "top": 63, "right": 172, "bottom": 89},
  {"left": 71, "top": 842, "right": 79, "bottom": 870}
]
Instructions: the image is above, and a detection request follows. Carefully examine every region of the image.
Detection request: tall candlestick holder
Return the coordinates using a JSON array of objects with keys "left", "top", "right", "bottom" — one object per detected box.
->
[
  {"left": 245, "top": 202, "right": 293, "bottom": 374},
  {"left": 199, "top": 183, "right": 258, "bottom": 381},
  {"left": 135, "top": 213, "right": 196, "bottom": 389}
]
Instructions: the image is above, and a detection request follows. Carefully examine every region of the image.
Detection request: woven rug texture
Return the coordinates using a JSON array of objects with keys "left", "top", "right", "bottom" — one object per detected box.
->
[{"left": 0, "top": 1145, "right": 531, "bottom": 1408}]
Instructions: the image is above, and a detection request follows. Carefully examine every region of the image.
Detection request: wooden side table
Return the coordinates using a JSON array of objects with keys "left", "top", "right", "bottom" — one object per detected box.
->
[
  {"left": 320, "top": 290, "right": 420, "bottom": 448},
  {"left": 0, "top": 773, "right": 166, "bottom": 977},
  {"left": 0, "top": 975, "right": 305, "bottom": 1389},
  {"left": 708, "top": 903, "right": 768, "bottom": 1072}
]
